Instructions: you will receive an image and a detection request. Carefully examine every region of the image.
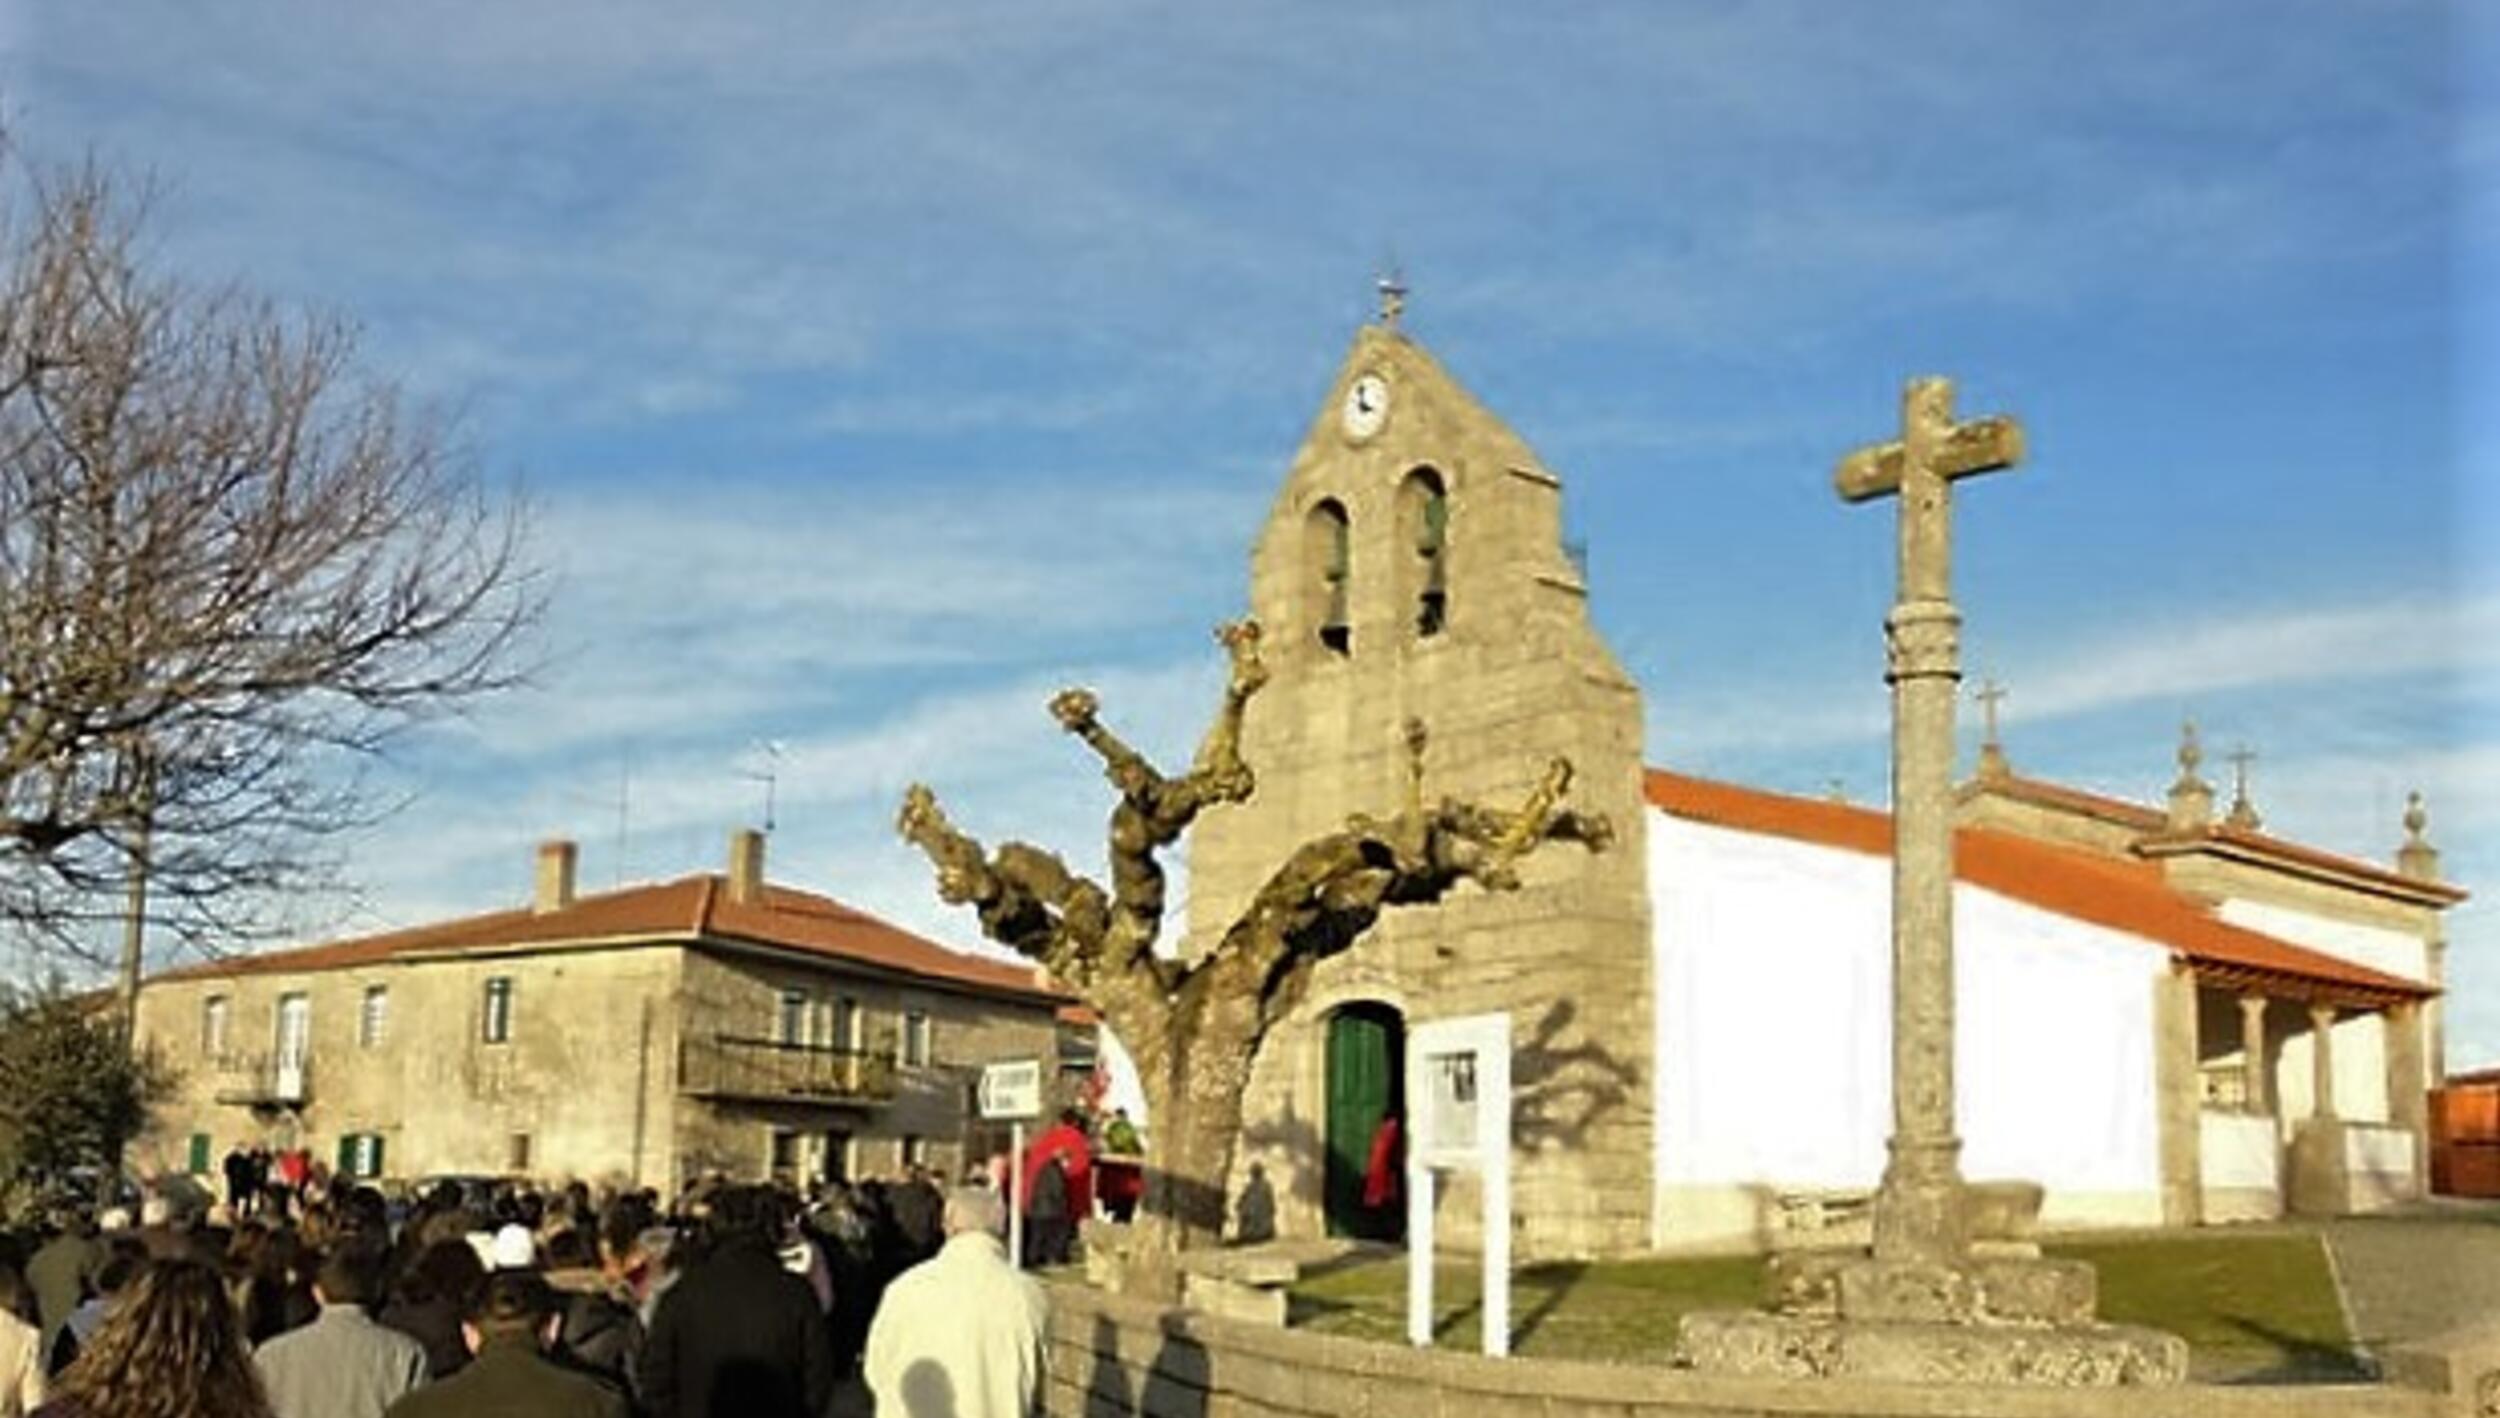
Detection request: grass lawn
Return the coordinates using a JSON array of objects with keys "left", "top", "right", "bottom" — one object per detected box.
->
[{"left": 1287, "top": 1230, "right": 2364, "bottom": 1383}]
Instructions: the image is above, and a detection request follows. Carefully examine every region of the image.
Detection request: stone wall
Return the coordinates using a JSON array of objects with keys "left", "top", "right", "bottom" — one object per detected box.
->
[
  {"left": 673, "top": 944, "right": 1062, "bottom": 1184},
  {"left": 1044, "top": 1281, "right": 2455, "bottom": 1418},
  {"left": 133, "top": 944, "right": 684, "bottom": 1188},
  {"left": 138, "top": 938, "right": 1061, "bottom": 1192}
]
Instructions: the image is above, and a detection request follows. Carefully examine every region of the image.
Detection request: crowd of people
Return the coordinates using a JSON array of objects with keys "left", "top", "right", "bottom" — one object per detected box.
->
[{"left": 0, "top": 1156, "right": 1060, "bottom": 1418}]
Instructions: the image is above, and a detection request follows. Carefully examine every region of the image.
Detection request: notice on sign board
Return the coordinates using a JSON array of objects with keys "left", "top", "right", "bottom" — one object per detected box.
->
[{"left": 978, "top": 1058, "right": 1044, "bottom": 1120}]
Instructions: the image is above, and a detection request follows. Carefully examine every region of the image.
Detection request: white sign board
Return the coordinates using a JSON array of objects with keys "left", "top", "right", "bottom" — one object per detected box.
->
[
  {"left": 977, "top": 1058, "right": 1044, "bottom": 1121},
  {"left": 1405, "top": 1011, "right": 1512, "bottom": 1357}
]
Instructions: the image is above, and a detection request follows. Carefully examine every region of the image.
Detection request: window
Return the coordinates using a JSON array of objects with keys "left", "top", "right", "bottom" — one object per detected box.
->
[
  {"left": 201, "top": 996, "right": 229, "bottom": 1057},
  {"left": 337, "top": 1132, "right": 386, "bottom": 1180},
  {"left": 508, "top": 1132, "right": 532, "bottom": 1173},
  {"left": 778, "top": 990, "right": 807, "bottom": 1046},
  {"left": 835, "top": 996, "right": 861, "bottom": 1051},
  {"left": 769, "top": 1129, "right": 800, "bottom": 1181},
  {"left": 482, "top": 977, "right": 513, "bottom": 1044},
  {"left": 187, "top": 1133, "right": 211, "bottom": 1174},
  {"left": 901, "top": 1134, "right": 926, "bottom": 1170},
  {"left": 900, "top": 1010, "right": 932, "bottom": 1068},
  {"left": 1305, "top": 499, "right": 1352, "bottom": 655},
  {"left": 359, "top": 986, "right": 389, "bottom": 1049},
  {"left": 1400, "top": 468, "right": 1449, "bottom": 637}
]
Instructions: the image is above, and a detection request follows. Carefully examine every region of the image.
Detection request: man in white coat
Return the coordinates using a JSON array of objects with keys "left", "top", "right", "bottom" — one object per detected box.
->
[
  {"left": 864, "top": 1187, "right": 1048, "bottom": 1417},
  {"left": 0, "top": 1302, "right": 43, "bottom": 1418}
]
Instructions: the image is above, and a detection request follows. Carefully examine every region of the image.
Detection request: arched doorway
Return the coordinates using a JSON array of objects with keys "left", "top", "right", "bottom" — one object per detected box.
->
[{"left": 1323, "top": 1001, "right": 1405, "bottom": 1240}]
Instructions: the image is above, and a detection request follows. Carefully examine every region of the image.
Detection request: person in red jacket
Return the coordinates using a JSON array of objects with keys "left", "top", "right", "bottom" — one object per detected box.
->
[
  {"left": 1362, "top": 1113, "right": 1402, "bottom": 1212},
  {"left": 1018, "top": 1112, "right": 1095, "bottom": 1220}
]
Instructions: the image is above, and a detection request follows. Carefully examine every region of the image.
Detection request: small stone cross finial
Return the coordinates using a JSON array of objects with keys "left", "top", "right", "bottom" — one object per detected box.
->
[
  {"left": 1376, "top": 268, "right": 1409, "bottom": 330},
  {"left": 1973, "top": 680, "right": 2011, "bottom": 781},
  {"left": 2224, "top": 745, "right": 2262, "bottom": 831}
]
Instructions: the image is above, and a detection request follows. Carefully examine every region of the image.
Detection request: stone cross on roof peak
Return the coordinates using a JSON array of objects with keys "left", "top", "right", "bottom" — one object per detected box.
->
[
  {"left": 2224, "top": 744, "right": 2262, "bottom": 831},
  {"left": 1973, "top": 679, "right": 2011, "bottom": 781},
  {"left": 1376, "top": 268, "right": 1409, "bottom": 330}
]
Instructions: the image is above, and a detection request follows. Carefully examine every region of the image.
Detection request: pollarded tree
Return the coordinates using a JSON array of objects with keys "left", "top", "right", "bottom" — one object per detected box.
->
[
  {"left": 0, "top": 157, "right": 539, "bottom": 971},
  {"left": 897, "top": 619, "right": 1610, "bottom": 1288}
]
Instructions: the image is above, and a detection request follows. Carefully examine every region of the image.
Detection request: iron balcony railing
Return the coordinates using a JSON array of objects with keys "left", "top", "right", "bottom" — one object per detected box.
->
[
  {"left": 208, "top": 1048, "right": 312, "bottom": 1106},
  {"left": 679, "top": 1034, "right": 896, "bottom": 1106}
]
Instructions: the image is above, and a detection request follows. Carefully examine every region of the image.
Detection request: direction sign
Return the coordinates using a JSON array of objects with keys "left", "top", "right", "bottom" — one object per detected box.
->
[{"left": 978, "top": 1058, "right": 1044, "bottom": 1120}]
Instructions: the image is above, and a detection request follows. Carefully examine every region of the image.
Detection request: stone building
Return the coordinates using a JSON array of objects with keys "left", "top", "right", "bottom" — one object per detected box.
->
[
  {"left": 1203, "top": 311, "right": 2466, "bottom": 1257},
  {"left": 131, "top": 830, "right": 1070, "bottom": 1193}
]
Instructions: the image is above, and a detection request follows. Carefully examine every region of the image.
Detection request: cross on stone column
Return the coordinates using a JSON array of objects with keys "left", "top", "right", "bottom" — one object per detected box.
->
[{"left": 1836, "top": 376, "right": 2023, "bottom": 1268}]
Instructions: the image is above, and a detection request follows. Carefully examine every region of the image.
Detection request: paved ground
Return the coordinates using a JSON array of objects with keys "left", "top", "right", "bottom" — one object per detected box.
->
[{"left": 2323, "top": 1205, "right": 2500, "bottom": 1356}]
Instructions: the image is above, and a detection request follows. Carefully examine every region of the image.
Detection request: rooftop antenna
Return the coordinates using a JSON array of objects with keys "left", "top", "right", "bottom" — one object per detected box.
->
[{"left": 742, "top": 739, "right": 785, "bottom": 834}]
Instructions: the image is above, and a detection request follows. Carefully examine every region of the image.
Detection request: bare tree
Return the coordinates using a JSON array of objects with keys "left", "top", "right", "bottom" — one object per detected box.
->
[
  {"left": 898, "top": 620, "right": 1611, "bottom": 1291},
  {"left": 0, "top": 157, "right": 539, "bottom": 975}
]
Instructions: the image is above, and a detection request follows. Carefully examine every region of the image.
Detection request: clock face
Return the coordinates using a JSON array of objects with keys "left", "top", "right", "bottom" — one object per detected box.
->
[{"left": 1341, "top": 372, "right": 1390, "bottom": 441}]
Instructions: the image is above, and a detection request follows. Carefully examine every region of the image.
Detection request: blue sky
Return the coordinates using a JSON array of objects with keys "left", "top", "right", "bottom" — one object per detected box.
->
[{"left": 12, "top": 5, "right": 2497, "bottom": 1059}]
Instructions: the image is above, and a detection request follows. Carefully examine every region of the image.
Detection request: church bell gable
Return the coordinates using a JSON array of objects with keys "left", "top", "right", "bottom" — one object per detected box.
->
[{"left": 1191, "top": 315, "right": 1655, "bottom": 1260}]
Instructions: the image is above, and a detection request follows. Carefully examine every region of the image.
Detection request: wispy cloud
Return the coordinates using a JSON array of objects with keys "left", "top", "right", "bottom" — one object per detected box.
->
[{"left": 1664, "top": 592, "right": 2498, "bottom": 759}]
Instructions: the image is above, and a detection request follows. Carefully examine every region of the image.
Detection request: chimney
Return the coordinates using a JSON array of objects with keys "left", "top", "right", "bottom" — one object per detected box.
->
[
  {"left": 534, "top": 839, "right": 578, "bottom": 914},
  {"left": 727, "top": 828, "right": 766, "bottom": 905}
]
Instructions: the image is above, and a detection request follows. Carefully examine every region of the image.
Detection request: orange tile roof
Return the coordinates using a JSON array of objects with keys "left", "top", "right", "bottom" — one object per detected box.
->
[
  {"left": 153, "top": 874, "right": 1062, "bottom": 1003},
  {"left": 1647, "top": 770, "right": 2434, "bottom": 1006},
  {"left": 1975, "top": 773, "right": 2465, "bottom": 905}
]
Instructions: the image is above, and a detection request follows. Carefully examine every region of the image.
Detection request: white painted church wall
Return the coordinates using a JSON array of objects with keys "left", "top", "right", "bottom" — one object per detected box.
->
[
  {"left": 2216, "top": 897, "right": 2428, "bottom": 984},
  {"left": 1647, "top": 810, "right": 2165, "bottom": 1248},
  {"left": 2199, "top": 1111, "right": 2283, "bottom": 1221}
]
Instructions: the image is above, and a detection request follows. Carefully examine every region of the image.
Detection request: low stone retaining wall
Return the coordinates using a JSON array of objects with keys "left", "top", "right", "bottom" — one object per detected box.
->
[{"left": 1045, "top": 1279, "right": 2472, "bottom": 1418}]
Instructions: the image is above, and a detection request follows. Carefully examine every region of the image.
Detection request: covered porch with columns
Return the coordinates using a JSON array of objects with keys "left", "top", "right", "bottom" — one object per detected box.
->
[{"left": 2168, "top": 960, "right": 2434, "bottom": 1223}]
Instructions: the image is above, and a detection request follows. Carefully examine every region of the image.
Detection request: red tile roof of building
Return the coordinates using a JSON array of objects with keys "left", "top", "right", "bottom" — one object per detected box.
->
[
  {"left": 1974, "top": 772, "right": 2466, "bottom": 905},
  {"left": 151, "top": 873, "right": 1060, "bottom": 1002},
  {"left": 1646, "top": 770, "right": 2433, "bottom": 1006}
]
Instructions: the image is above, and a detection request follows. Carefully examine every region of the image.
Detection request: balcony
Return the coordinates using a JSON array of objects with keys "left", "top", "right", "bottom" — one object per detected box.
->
[
  {"left": 209, "top": 1049, "right": 311, "bottom": 1107},
  {"left": 679, "top": 1035, "right": 895, "bottom": 1107}
]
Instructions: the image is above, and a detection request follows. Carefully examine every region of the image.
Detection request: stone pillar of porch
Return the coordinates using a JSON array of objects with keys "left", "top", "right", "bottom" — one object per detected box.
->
[
  {"left": 2385, "top": 1001, "right": 2430, "bottom": 1199},
  {"left": 2287, "top": 1002, "right": 2351, "bottom": 1216},
  {"left": 2153, "top": 967, "right": 2203, "bottom": 1226},
  {"left": 2308, "top": 1004, "right": 2339, "bottom": 1121},
  {"left": 2238, "top": 994, "right": 2270, "bottom": 1115}
]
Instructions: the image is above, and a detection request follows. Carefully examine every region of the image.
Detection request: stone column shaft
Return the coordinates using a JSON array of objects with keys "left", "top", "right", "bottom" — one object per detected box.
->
[
  {"left": 2239, "top": 995, "right": 2270, "bottom": 1115},
  {"left": 1871, "top": 383, "right": 1969, "bottom": 1266},
  {"left": 2308, "top": 1004, "right": 2338, "bottom": 1122}
]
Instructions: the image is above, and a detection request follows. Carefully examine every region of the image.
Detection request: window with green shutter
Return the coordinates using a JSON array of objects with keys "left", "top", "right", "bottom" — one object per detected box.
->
[{"left": 188, "top": 1133, "right": 210, "bottom": 1174}]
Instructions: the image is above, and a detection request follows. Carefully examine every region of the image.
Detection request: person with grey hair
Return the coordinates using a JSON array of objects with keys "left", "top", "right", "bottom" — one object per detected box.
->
[{"left": 862, "top": 1187, "right": 1047, "bottom": 1417}]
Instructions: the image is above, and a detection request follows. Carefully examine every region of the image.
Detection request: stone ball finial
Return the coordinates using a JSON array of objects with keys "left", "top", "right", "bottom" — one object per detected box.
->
[
  {"left": 2405, "top": 790, "right": 2429, "bottom": 843},
  {"left": 2176, "top": 719, "right": 2204, "bottom": 777}
]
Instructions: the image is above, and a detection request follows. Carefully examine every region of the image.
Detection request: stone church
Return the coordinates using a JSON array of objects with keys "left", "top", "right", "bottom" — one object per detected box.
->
[{"left": 1189, "top": 310, "right": 2465, "bottom": 1259}]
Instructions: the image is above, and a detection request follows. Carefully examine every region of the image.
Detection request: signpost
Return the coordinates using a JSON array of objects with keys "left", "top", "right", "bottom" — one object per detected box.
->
[
  {"left": 1405, "top": 1012, "right": 1513, "bottom": 1357},
  {"left": 978, "top": 1058, "right": 1044, "bottom": 1268}
]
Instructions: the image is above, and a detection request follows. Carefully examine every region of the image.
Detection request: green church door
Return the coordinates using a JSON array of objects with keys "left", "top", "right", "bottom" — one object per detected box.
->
[{"left": 1324, "top": 1003, "right": 1404, "bottom": 1240}]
